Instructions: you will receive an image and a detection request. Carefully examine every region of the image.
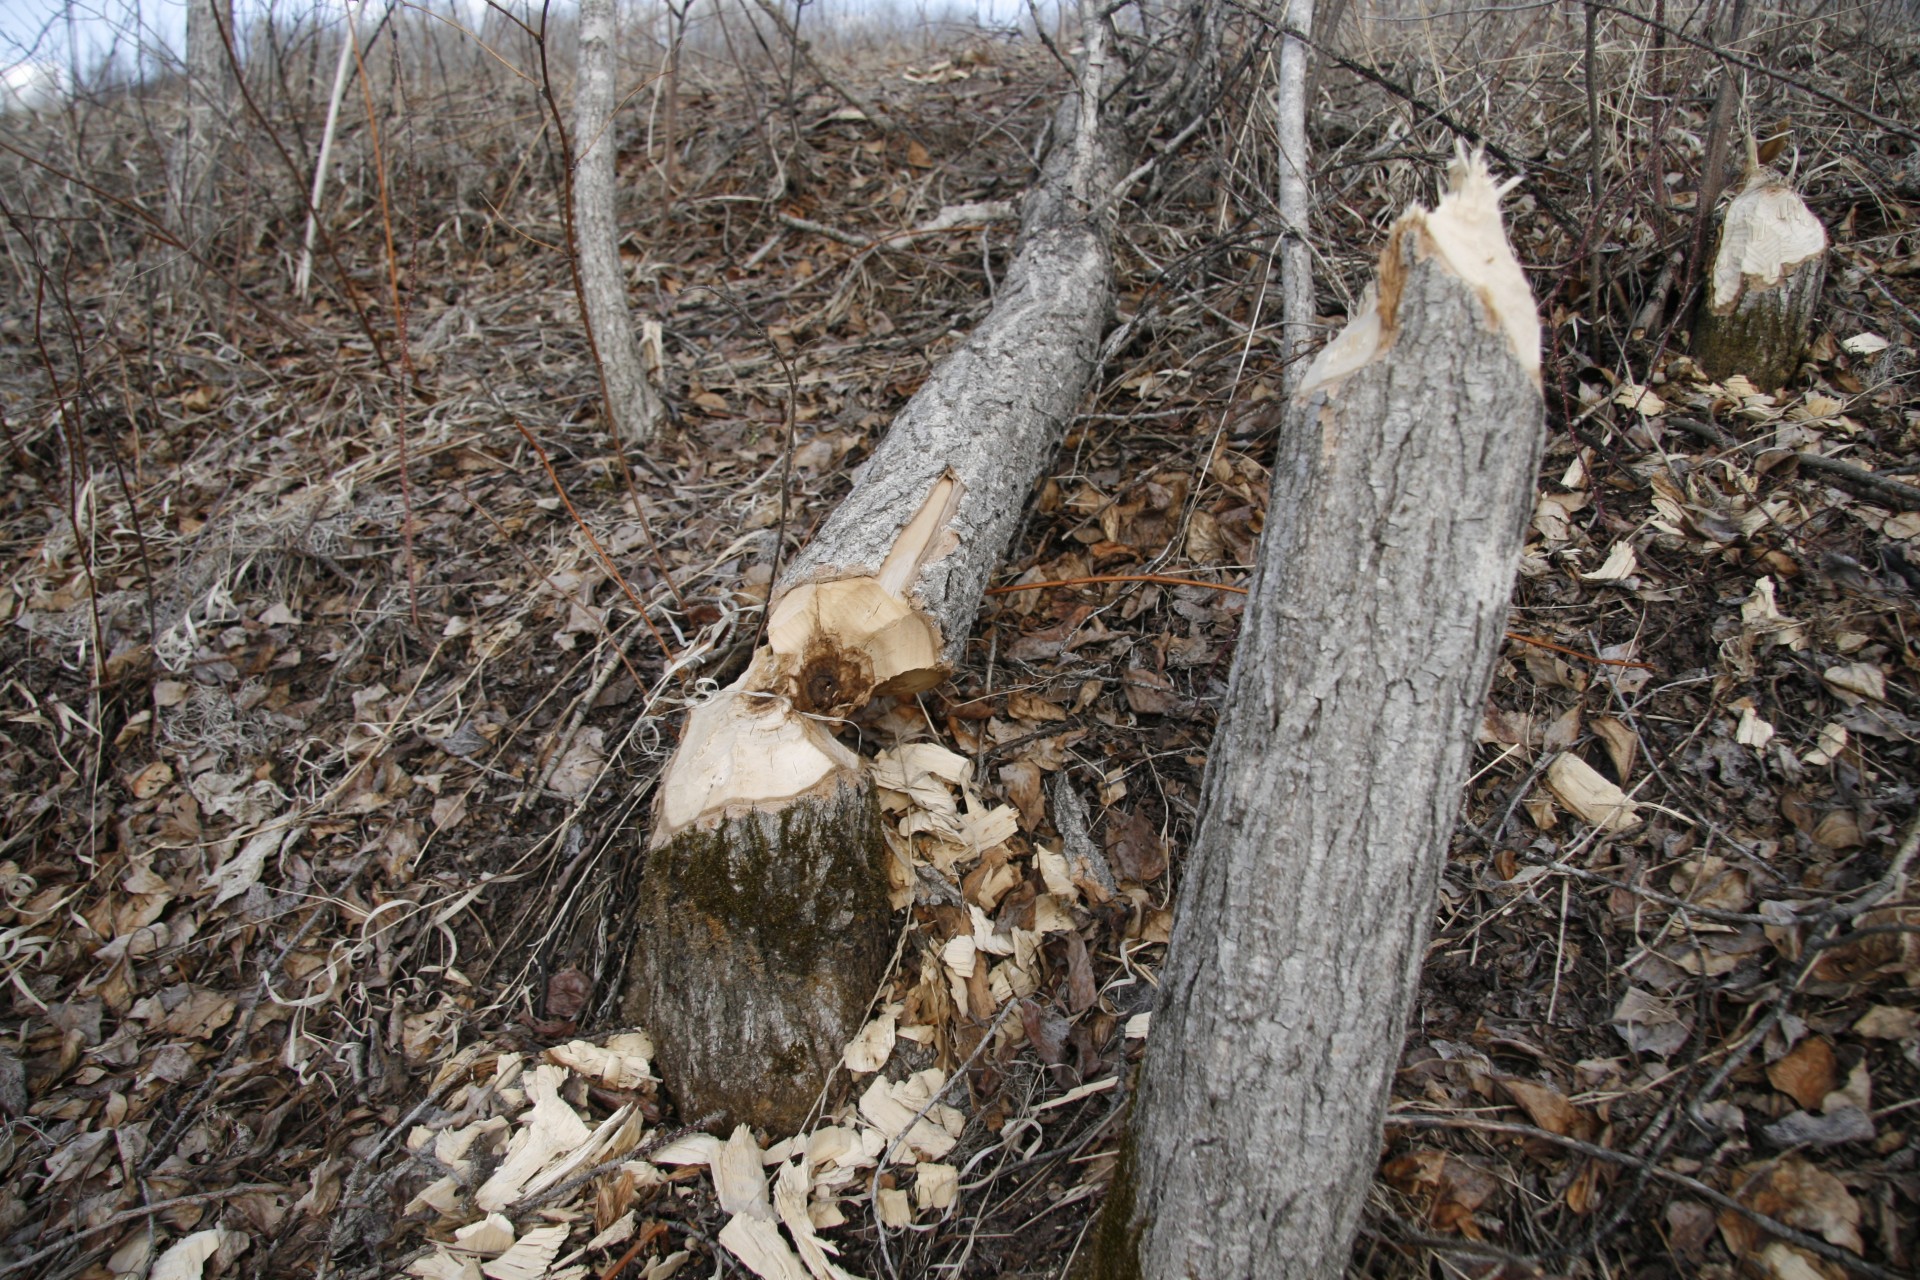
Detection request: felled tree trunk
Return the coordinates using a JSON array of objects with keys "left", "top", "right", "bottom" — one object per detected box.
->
[
  {"left": 1693, "top": 168, "right": 1827, "bottom": 392},
  {"left": 622, "top": 9, "right": 1124, "bottom": 1134},
  {"left": 572, "top": 0, "right": 664, "bottom": 446},
  {"left": 1089, "top": 151, "right": 1545, "bottom": 1278}
]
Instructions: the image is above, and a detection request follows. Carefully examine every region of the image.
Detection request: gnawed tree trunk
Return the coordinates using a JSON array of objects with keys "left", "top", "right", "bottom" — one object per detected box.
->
[
  {"left": 622, "top": 8, "right": 1124, "bottom": 1134},
  {"left": 1088, "top": 152, "right": 1545, "bottom": 1279},
  {"left": 573, "top": 0, "right": 664, "bottom": 446},
  {"left": 1692, "top": 168, "right": 1827, "bottom": 392}
]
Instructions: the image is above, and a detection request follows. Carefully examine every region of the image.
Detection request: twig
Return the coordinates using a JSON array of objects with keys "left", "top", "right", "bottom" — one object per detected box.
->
[
  {"left": 1384, "top": 1114, "right": 1904, "bottom": 1280},
  {"left": 0, "top": 1184, "right": 284, "bottom": 1277}
]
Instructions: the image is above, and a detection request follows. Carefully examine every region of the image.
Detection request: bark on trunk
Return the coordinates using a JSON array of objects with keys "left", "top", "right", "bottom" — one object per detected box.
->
[
  {"left": 1089, "top": 151, "right": 1545, "bottom": 1279},
  {"left": 1692, "top": 168, "right": 1827, "bottom": 392},
  {"left": 623, "top": 11, "right": 1124, "bottom": 1134},
  {"left": 169, "top": 0, "right": 236, "bottom": 292},
  {"left": 574, "top": 0, "right": 664, "bottom": 446},
  {"left": 1274, "top": 0, "right": 1315, "bottom": 398}
]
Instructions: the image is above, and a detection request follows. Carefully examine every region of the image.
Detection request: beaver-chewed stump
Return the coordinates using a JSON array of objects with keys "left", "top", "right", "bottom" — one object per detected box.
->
[
  {"left": 624, "top": 70, "right": 1126, "bottom": 1132},
  {"left": 1693, "top": 167, "right": 1827, "bottom": 391},
  {"left": 625, "top": 685, "right": 891, "bottom": 1133}
]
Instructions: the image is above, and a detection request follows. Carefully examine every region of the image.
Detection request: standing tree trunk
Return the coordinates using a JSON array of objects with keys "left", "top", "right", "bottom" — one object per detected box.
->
[
  {"left": 622, "top": 2, "right": 1126, "bottom": 1135},
  {"left": 573, "top": 0, "right": 664, "bottom": 446},
  {"left": 1274, "top": 0, "right": 1315, "bottom": 397},
  {"left": 169, "top": 0, "right": 237, "bottom": 293},
  {"left": 1692, "top": 167, "right": 1827, "bottom": 392},
  {"left": 1089, "top": 151, "right": 1545, "bottom": 1278}
]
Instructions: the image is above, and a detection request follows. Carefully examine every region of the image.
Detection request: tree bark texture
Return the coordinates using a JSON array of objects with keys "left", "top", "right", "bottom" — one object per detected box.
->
[
  {"left": 1693, "top": 169, "right": 1827, "bottom": 392},
  {"left": 573, "top": 0, "right": 664, "bottom": 446},
  {"left": 1091, "top": 153, "right": 1545, "bottom": 1279},
  {"left": 624, "top": 10, "right": 1125, "bottom": 1135},
  {"left": 1274, "top": 0, "right": 1315, "bottom": 398},
  {"left": 170, "top": 0, "right": 236, "bottom": 290}
]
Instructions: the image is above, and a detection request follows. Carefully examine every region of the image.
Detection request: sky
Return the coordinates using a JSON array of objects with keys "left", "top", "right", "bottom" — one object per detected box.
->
[{"left": 0, "top": 0, "right": 1038, "bottom": 105}]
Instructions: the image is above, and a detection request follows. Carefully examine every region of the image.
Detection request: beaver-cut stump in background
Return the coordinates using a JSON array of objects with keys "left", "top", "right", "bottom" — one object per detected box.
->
[
  {"left": 1693, "top": 167, "right": 1827, "bottom": 392},
  {"left": 621, "top": 9, "right": 1124, "bottom": 1134}
]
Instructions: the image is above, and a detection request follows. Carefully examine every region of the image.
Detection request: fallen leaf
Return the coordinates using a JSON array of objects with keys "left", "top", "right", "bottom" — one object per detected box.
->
[
  {"left": 1580, "top": 541, "right": 1638, "bottom": 581},
  {"left": 716, "top": 1124, "right": 772, "bottom": 1221},
  {"left": 721, "top": 1214, "right": 811, "bottom": 1280},
  {"left": 1104, "top": 808, "right": 1167, "bottom": 882},
  {"left": 1762, "top": 1107, "right": 1874, "bottom": 1148},
  {"left": 1007, "top": 690, "right": 1068, "bottom": 723},
  {"left": 1821, "top": 663, "right": 1886, "bottom": 702},
  {"left": 1767, "top": 1036, "right": 1836, "bottom": 1108},
  {"left": 545, "top": 968, "right": 593, "bottom": 1022},
  {"left": 842, "top": 1009, "right": 896, "bottom": 1075},
  {"left": 545, "top": 1033, "right": 656, "bottom": 1089},
  {"left": 152, "top": 1229, "right": 245, "bottom": 1280},
  {"left": 1501, "top": 1077, "right": 1589, "bottom": 1138},
  {"left": 1720, "top": 1157, "right": 1863, "bottom": 1256},
  {"left": 1546, "top": 753, "right": 1639, "bottom": 831},
  {"left": 1852, "top": 1006, "right": 1918, "bottom": 1040}
]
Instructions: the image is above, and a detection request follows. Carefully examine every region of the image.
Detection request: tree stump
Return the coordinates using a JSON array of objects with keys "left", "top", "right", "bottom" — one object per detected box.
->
[{"left": 1693, "top": 168, "right": 1827, "bottom": 391}]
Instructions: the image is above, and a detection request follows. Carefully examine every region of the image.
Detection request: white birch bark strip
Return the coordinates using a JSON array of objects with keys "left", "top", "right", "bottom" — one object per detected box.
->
[
  {"left": 1095, "top": 151, "right": 1545, "bottom": 1278},
  {"left": 573, "top": 0, "right": 664, "bottom": 446}
]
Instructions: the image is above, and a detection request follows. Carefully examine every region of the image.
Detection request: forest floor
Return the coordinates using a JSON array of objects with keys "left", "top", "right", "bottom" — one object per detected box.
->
[{"left": 1, "top": 9, "right": 1918, "bottom": 1280}]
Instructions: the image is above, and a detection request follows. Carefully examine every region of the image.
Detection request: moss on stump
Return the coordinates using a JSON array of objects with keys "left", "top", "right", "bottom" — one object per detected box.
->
[{"left": 622, "top": 773, "right": 892, "bottom": 1132}]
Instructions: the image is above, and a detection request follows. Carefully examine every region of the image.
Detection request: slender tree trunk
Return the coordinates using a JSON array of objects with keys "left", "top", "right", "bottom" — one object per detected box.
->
[
  {"left": 1089, "top": 152, "right": 1545, "bottom": 1279},
  {"left": 574, "top": 0, "right": 664, "bottom": 446},
  {"left": 1275, "top": 0, "right": 1315, "bottom": 396},
  {"left": 623, "top": 1, "right": 1125, "bottom": 1134},
  {"left": 170, "top": 0, "right": 237, "bottom": 293}
]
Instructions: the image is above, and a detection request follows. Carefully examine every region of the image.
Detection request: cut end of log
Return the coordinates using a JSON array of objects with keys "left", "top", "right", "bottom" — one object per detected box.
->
[
  {"left": 755, "top": 472, "right": 960, "bottom": 715},
  {"left": 1708, "top": 169, "right": 1828, "bottom": 314},
  {"left": 1298, "top": 147, "right": 1539, "bottom": 399},
  {"left": 653, "top": 685, "right": 861, "bottom": 845}
]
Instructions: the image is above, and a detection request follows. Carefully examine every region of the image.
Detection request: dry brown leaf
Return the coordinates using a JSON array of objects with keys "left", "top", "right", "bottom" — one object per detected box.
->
[
  {"left": 1589, "top": 716, "right": 1637, "bottom": 780},
  {"left": 1382, "top": 1148, "right": 1499, "bottom": 1237},
  {"left": 1767, "top": 1036, "right": 1837, "bottom": 1109},
  {"left": 1104, "top": 809, "right": 1167, "bottom": 883},
  {"left": 1545, "top": 753, "right": 1639, "bottom": 831},
  {"left": 1721, "top": 1157, "right": 1864, "bottom": 1257},
  {"left": 1501, "top": 1077, "right": 1591, "bottom": 1139},
  {"left": 1007, "top": 690, "right": 1069, "bottom": 723}
]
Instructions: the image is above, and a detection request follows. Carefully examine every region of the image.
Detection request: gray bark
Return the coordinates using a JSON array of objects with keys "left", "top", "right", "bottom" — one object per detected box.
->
[
  {"left": 574, "top": 0, "right": 664, "bottom": 446},
  {"left": 169, "top": 0, "right": 236, "bottom": 290},
  {"left": 1092, "top": 178, "right": 1545, "bottom": 1279},
  {"left": 778, "top": 86, "right": 1122, "bottom": 672},
  {"left": 1274, "top": 0, "right": 1315, "bottom": 398}
]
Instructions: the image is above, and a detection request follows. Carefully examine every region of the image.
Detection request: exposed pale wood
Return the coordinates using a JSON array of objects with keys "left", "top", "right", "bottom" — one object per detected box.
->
[
  {"left": 573, "top": 0, "right": 664, "bottom": 446},
  {"left": 623, "top": 5, "right": 1124, "bottom": 1132},
  {"left": 1693, "top": 169, "right": 1828, "bottom": 391},
  {"left": 1090, "top": 152, "right": 1545, "bottom": 1279}
]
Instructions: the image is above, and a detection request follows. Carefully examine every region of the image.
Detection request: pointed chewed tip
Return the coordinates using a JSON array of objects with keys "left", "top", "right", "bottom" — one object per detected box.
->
[
  {"left": 1420, "top": 148, "right": 1541, "bottom": 384},
  {"left": 1296, "top": 148, "right": 1540, "bottom": 400}
]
